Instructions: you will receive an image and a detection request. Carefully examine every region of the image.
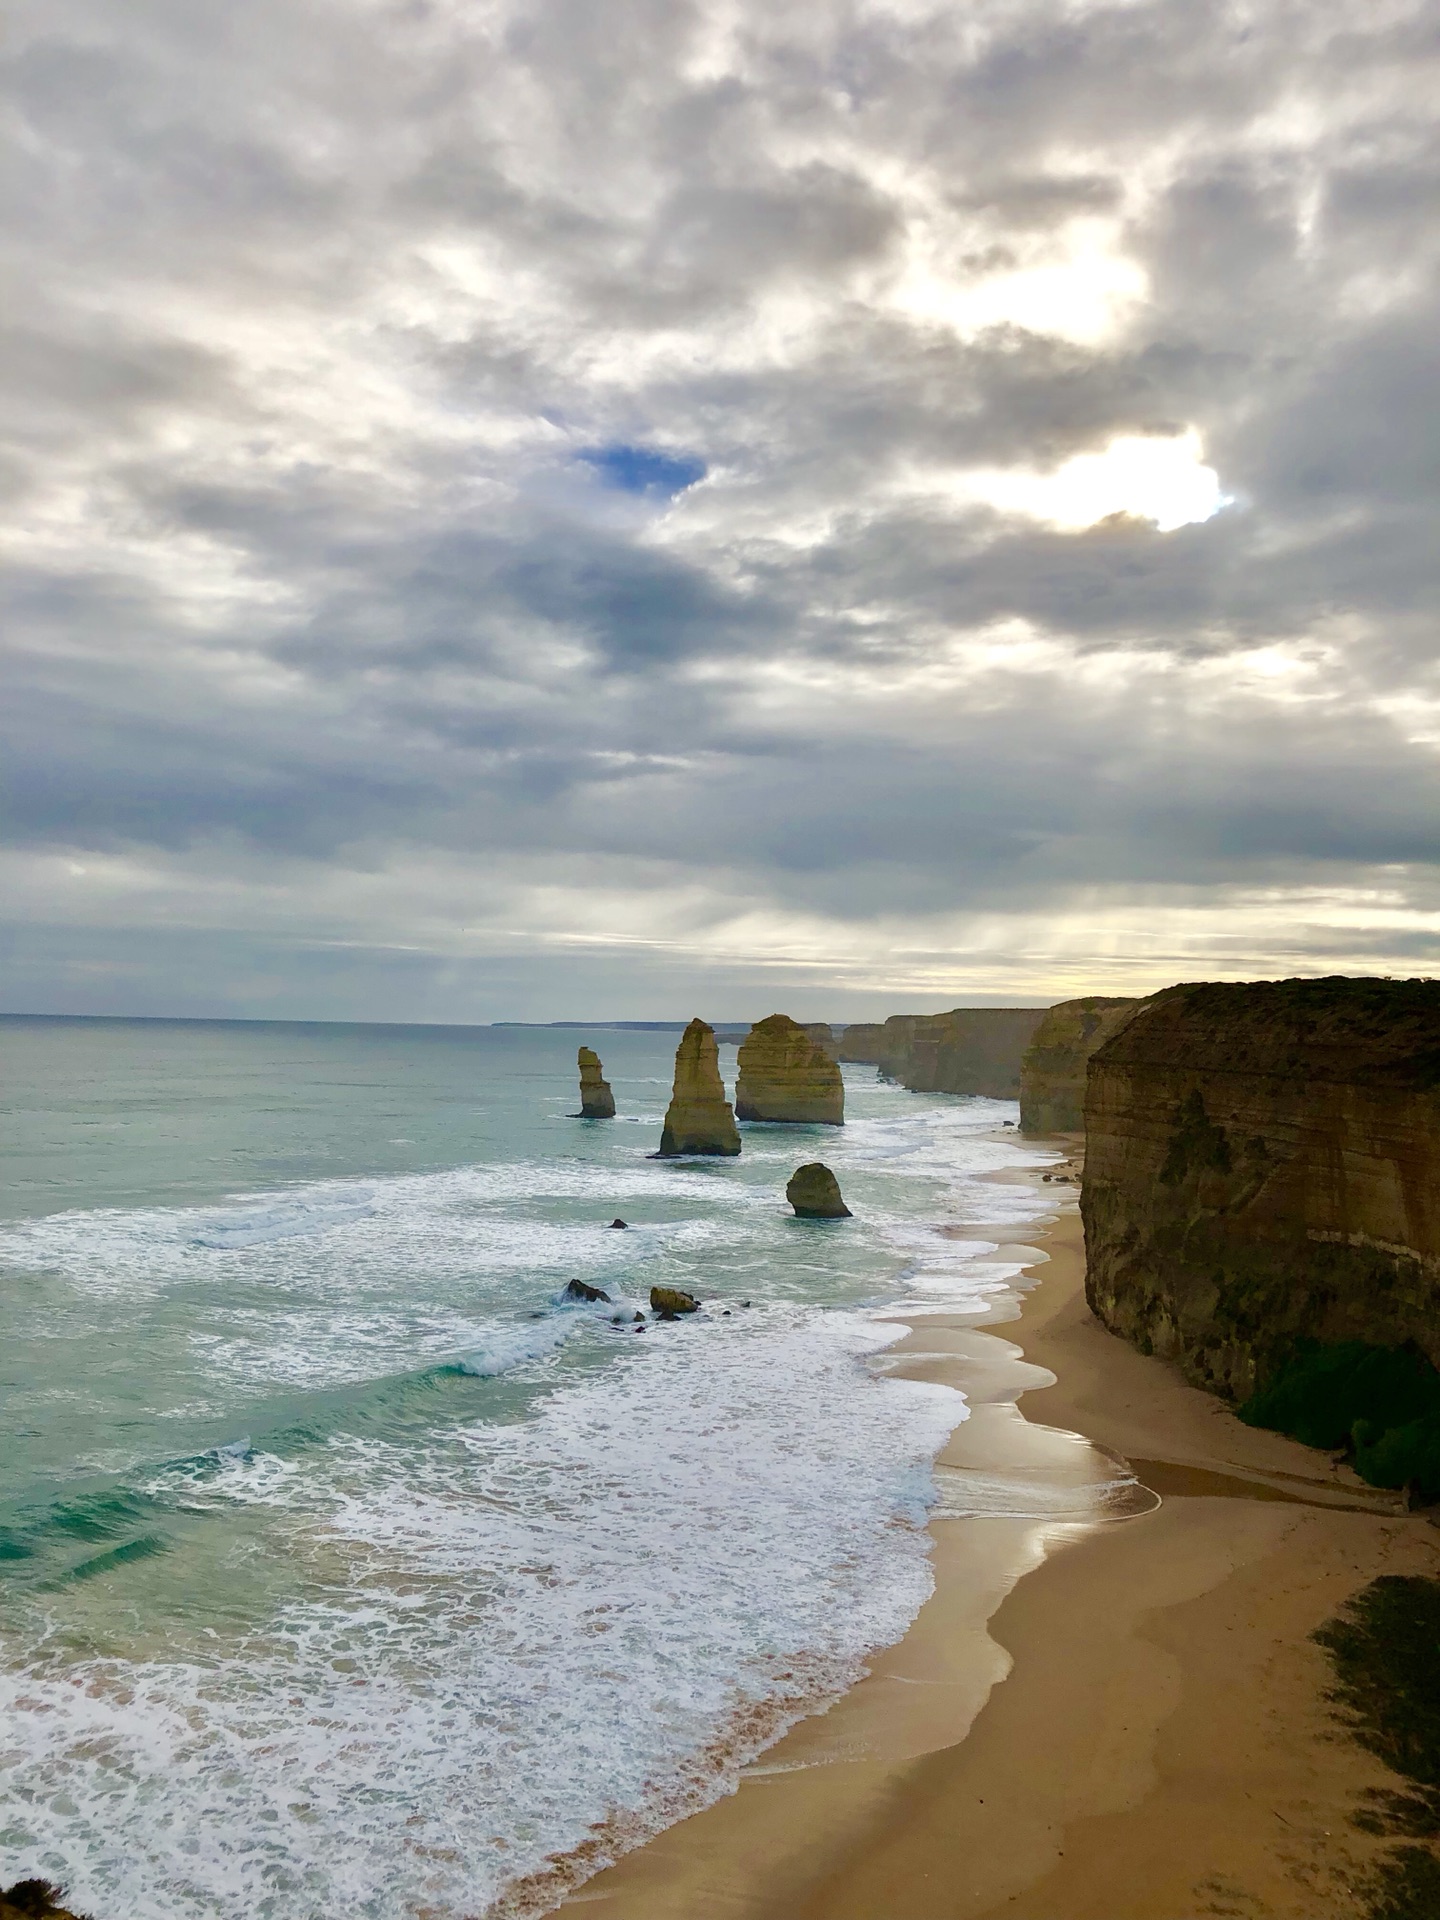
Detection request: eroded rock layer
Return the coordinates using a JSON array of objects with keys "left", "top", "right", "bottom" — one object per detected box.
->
[
  {"left": 576, "top": 1046, "right": 616, "bottom": 1118},
  {"left": 1019, "top": 996, "right": 1142, "bottom": 1134},
  {"left": 736, "top": 1014, "right": 843, "bottom": 1124},
  {"left": 658, "top": 1019, "right": 741, "bottom": 1157},
  {"left": 1082, "top": 978, "right": 1440, "bottom": 1402}
]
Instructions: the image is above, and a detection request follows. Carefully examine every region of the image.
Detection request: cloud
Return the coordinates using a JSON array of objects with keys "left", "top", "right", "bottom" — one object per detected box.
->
[{"left": 2, "top": 0, "right": 1440, "bottom": 1018}]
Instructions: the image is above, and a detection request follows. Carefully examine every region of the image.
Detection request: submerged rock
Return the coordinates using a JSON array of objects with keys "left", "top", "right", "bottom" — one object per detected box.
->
[
  {"left": 657, "top": 1019, "right": 741, "bottom": 1157},
  {"left": 786, "top": 1162, "right": 852, "bottom": 1219},
  {"left": 650, "top": 1285, "right": 701, "bottom": 1319},
  {"left": 564, "top": 1278, "right": 611, "bottom": 1304},
  {"left": 607, "top": 1217, "right": 629, "bottom": 1229},
  {"left": 575, "top": 1046, "right": 616, "bottom": 1119},
  {"left": 735, "top": 1014, "right": 844, "bottom": 1125}
]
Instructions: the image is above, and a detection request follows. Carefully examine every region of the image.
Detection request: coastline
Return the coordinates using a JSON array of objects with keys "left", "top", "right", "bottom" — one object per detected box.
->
[{"left": 560, "top": 1139, "right": 1440, "bottom": 1919}]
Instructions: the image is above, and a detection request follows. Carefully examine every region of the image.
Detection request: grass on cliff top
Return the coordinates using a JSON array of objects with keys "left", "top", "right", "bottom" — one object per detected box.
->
[
  {"left": 1239, "top": 1341, "right": 1440, "bottom": 1503},
  {"left": 1315, "top": 1576, "right": 1440, "bottom": 1917}
]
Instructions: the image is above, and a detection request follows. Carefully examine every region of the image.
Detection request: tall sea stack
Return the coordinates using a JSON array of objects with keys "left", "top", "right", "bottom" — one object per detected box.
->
[
  {"left": 736, "top": 1014, "right": 844, "bottom": 1124},
  {"left": 657, "top": 1019, "right": 741, "bottom": 1157},
  {"left": 576, "top": 1046, "right": 616, "bottom": 1119}
]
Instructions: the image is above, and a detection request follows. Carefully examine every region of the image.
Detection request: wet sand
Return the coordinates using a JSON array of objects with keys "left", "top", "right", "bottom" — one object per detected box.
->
[{"left": 562, "top": 1156, "right": 1440, "bottom": 1920}]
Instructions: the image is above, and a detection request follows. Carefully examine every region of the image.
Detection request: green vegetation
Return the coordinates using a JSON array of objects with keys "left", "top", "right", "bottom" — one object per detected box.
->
[
  {"left": 1239, "top": 1341, "right": 1440, "bottom": 1501},
  {"left": 1315, "top": 1576, "right": 1440, "bottom": 1917},
  {"left": 1158, "top": 1086, "right": 1232, "bottom": 1184}
]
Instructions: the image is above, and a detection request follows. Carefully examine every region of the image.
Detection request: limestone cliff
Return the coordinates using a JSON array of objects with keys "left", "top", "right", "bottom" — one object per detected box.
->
[
  {"left": 576, "top": 1046, "right": 616, "bottom": 1119},
  {"left": 657, "top": 1019, "right": 741, "bottom": 1157},
  {"left": 735, "top": 1014, "right": 844, "bottom": 1124},
  {"left": 1019, "top": 996, "right": 1142, "bottom": 1134},
  {"left": 837, "top": 1016, "right": 923, "bottom": 1075},
  {"left": 1082, "top": 978, "right": 1440, "bottom": 1403},
  {"left": 803, "top": 1022, "right": 839, "bottom": 1061},
  {"left": 839, "top": 1008, "right": 1047, "bottom": 1098}
]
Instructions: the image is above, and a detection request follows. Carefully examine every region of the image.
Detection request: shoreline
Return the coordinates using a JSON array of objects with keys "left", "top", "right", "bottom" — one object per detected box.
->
[{"left": 560, "top": 1140, "right": 1440, "bottom": 1919}]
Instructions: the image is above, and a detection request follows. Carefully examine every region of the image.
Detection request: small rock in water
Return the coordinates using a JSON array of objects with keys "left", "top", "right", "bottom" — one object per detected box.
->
[
  {"left": 650, "top": 1285, "right": 701, "bottom": 1320},
  {"left": 564, "top": 1278, "right": 612, "bottom": 1304},
  {"left": 607, "top": 1217, "right": 629, "bottom": 1229},
  {"left": 785, "top": 1162, "right": 852, "bottom": 1219}
]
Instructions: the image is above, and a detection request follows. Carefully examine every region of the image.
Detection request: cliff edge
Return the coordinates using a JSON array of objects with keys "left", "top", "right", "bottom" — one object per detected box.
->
[
  {"left": 1082, "top": 977, "right": 1440, "bottom": 1402},
  {"left": 1019, "top": 995, "right": 1141, "bottom": 1134}
]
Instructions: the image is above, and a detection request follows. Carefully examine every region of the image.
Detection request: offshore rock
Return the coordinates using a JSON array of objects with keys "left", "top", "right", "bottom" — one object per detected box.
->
[
  {"left": 576, "top": 1046, "right": 616, "bottom": 1119},
  {"left": 2, "top": 1886, "right": 86, "bottom": 1920},
  {"left": 1082, "top": 977, "right": 1440, "bottom": 1404},
  {"left": 650, "top": 1285, "right": 700, "bottom": 1319},
  {"left": 736, "top": 1014, "right": 844, "bottom": 1124},
  {"left": 786, "top": 1163, "right": 852, "bottom": 1219},
  {"left": 839, "top": 1008, "right": 1047, "bottom": 1097},
  {"left": 657, "top": 1019, "right": 741, "bottom": 1157},
  {"left": 1019, "top": 996, "right": 1143, "bottom": 1134},
  {"left": 564, "top": 1278, "right": 611, "bottom": 1304}
]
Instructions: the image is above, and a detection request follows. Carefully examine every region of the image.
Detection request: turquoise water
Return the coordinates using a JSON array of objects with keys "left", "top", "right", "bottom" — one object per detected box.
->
[{"left": 0, "top": 1016, "right": 1050, "bottom": 1919}]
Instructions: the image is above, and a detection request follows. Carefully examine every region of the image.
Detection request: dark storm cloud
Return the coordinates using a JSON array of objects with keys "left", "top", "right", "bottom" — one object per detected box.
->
[{"left": 4, "top": 0, "right": 1440, "bottom": 1014}]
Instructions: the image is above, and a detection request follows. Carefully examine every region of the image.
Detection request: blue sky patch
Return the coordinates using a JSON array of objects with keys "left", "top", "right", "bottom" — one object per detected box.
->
[{"left": 581, "top": 443, "right": 707, "bottom": 498}]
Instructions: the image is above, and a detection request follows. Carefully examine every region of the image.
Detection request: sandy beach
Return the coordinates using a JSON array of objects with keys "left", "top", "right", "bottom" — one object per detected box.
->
[{"left": 563, "top": 1148, "right": 1440, "bottom": 1920}]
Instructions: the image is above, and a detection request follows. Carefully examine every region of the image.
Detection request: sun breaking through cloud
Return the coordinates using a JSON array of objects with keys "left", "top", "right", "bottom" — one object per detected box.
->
[{"left": 3, "top": 0, "right": 1439, "bottom": 1019}]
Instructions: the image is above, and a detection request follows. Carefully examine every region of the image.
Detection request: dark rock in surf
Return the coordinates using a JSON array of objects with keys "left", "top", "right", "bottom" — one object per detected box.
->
[
  {"left": 607, "top": 1218, "right": 629, "bottom": 1229},
  {"left": 786, "top": 1163, "right": 852, "bottom": 1219},
  {"left": 564, "top": 1278, "right": 611, "bottom": 1304},
  {"left": 2, "top": 1885, "right": 87, "bottom": 1920}
]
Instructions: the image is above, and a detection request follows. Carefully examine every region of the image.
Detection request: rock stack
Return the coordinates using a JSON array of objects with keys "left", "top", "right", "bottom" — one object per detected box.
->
[
  {"left": 786, "top": 1163, "right": 852, "bottom": 1218},
  {"left": 735, "top": 1014, "right": 844, "bottom": 1124},
  {"left": 657, "top": 1019, "right": 741, "bottom": 1157},
  {"left": 575, "top": 1046, "right": 616, "bottom": 1118}
]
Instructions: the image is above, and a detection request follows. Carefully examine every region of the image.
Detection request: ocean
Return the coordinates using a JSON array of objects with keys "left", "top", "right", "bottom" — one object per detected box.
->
[{"left": 0, "top": 1016, "right": 1055, "bottom": 1918}]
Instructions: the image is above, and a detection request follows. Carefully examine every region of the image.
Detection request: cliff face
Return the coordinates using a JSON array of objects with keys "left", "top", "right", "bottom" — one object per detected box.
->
[
  {"left": 836, "top": 1015, "right": 922, "bottom": 1073},
  {"left": 905, "top": 1007, "right": 1047, "bottom": 1097},
  {"left": 803, "top": 1022, "right": 839, "bottom": 1062},
  {"left": 1082, "top": 978, "right": 1440, "bottom": 1402},
  {"left": 736, "top": 1014, "right": 843, "bottom": 1124},
  {"left": 658, "top": 1019, "right": 741, "bottom": 1156},
  {"left": 838, "top": 1008, "right": 1046, "bottom": 1098},
  {"left": 576, "top": 1046, "right": 616, "bottom": 1118},
  {"left": 1019, "top": 996, "right": 1141, "bottom": 1134}
]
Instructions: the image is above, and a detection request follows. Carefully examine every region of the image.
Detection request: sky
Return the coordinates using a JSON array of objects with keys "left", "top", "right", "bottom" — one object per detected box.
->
[{"left": 4, "top": 0, "right": 1440, "bottom": 1023}]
